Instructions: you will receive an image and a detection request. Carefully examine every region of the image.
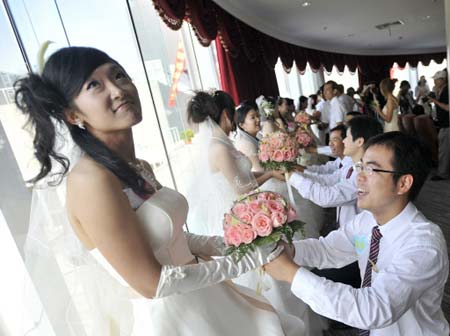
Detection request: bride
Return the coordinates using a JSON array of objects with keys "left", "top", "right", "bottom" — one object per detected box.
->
[
  {"left": 234, "top": 101, "right": 326, "bottom": 239},
  {"left": 15, "top": 46, "right": 305, "bottom": 335},
  {"left": 186, "top": 94, "right": 326, "bottom": 336}
]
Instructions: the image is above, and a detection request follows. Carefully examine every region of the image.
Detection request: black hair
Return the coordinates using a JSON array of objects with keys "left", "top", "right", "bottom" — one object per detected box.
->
[
  {"left": 187, "top": 91, "right": 236, "bottom": 130},
  {"left": 400, "top": 80, "right": 410, "bottom": 88},
  {"left": 347, "top": 115, "right": 383, "bottom": 143},
  {"left": 329, "top": 124, "right": 347, "bottom": 139},
  {"left": 285, "top": 98, "right": 295, "bottom": 107},
  {"left": 298, "top": 96, "right": 308, "bottom": 108},
  {"left": 325, "top": 80, "right": 339, "bottom": 91},
  {"left": 336, "top": 84, "right": 344, "bottom": 94},
  {"left": 14, "top": 46, "right": 151, "bottom": 195},
  {"left": 309, "top": 94, "right": 318, "bottom": 108},
  {"left": 364, "top": 132, "right": 431, "bottom": 201},
  {"left": 346, "top": 111, "right": 362, "bottom": 117},
  {"left": 276, "top": 97, "right": 287, "bottom": 106},
  {"left": 236, "top": 100, "right": 258, "bottom": 128}
]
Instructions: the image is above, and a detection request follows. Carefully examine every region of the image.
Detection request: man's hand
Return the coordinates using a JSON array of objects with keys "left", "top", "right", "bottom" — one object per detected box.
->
[
  {"left": 293, "top": 164, "right": 306, "bottom": 173},
  {"left": 264, "top": 248, "right": 300, "bottom": 284},
  {"left": 272, "top": 170, "right": 286, "bottom": 181}
]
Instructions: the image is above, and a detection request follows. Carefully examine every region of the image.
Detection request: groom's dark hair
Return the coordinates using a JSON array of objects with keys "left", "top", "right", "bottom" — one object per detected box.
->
[{"left": 364, "top": 132, "right": 431, "bottom": 201}]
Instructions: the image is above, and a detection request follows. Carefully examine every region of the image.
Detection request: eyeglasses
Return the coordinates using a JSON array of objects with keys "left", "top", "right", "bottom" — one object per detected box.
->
[{"left": 354, "top": 161, "right": 408, "bottom": 176}]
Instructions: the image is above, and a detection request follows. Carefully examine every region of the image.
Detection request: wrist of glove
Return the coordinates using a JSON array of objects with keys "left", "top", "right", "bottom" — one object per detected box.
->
[
  {"left": 185, "top": 232, "right": 227, "bottom": 257},
  {"left": 155, "top": 243, "right": 283, "bottom": 298}
]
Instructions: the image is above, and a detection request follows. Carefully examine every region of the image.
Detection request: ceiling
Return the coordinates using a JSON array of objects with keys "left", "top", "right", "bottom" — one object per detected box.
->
[{"left": 213, "top": 0, "right": 447, "bottom": 55}]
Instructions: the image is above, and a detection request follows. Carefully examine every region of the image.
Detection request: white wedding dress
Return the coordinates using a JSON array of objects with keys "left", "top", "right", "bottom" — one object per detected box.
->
[
  {"left": 187, "top": 121, "right": 326, "bottom": 336},
  {"left": 91, "top": 186, "right": 304, "bottom": 335}
]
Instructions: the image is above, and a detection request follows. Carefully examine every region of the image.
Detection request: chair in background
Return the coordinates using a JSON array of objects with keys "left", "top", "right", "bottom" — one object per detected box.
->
[
  {"left": 401, "top": 114, "right": 416, "bottom": 135},
  {"left": 413, "top": 115, "right": 438, "bottom": 165}
]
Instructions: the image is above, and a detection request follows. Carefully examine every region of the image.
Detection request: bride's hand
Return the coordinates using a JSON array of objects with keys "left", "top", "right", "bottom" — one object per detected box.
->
[{"left": 271, "top": 170, "right": 286, "bottom": 181}]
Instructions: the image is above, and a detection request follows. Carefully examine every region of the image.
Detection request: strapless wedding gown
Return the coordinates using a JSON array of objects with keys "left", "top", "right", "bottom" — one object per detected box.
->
[{"left": 91, "top": 187, "right": 305, "bottom": 335}]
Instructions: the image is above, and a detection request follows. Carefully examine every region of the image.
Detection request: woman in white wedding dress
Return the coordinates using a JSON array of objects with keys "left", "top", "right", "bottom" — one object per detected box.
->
[
  {"left": 186, "top": 95, "right": 326, "bottom": 336},
  {"left": 234, "top": 101, "right": 326, "bottom": 239},
  {"left": 373, "top": 78, "right": 400, "bottom": 132},
  {"left": 15, "top": 47, "right": 305, "bottom": 335}
]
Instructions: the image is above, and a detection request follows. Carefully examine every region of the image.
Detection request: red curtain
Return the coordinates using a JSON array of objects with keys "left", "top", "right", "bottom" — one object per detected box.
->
[
  {"left": 215, "top": 38, "right": 239, "bottom": 104},
  {"left": 152, "top": 0, "right": 446, "bottom": 94}
]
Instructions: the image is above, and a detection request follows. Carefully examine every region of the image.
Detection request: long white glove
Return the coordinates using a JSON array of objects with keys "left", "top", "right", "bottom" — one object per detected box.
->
[
  {"left": 184, "top": 232, "right": 226, "bottom": 257},
  {"left": 155, "top": 244, "right": 283, "bottom": 298}
]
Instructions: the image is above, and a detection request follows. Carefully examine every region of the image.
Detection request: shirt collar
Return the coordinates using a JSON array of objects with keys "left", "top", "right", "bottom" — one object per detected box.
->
[{"left": 377, "top": 202, "right": 417, "bottom": 244}]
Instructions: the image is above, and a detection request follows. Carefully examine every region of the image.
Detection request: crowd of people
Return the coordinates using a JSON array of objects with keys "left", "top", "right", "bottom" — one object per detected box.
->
[{"left": 14, "top": 46, "right": 449, "bottom": 336}]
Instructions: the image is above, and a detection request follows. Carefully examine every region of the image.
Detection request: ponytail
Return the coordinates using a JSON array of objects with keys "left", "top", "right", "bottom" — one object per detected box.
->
[{"left": 14, "top": 74, "right": 69, "bottom": 184}]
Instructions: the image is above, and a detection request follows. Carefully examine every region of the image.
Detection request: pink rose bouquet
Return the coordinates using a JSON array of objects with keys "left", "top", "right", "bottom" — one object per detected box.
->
[
  {"left": 294, "top": 112, "right": 312, "bottom": 125},
  {"left": 258, "top": 131, "right": 299, "bottom": 171},
  {"left": 295, "top": 130, "right": 314, "bottom": 148},
  {"left": 223, "top": 191, "right": 305, "bottom": 260}
]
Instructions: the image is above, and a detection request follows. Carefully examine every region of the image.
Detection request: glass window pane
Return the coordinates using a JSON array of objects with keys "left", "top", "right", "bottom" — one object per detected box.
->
[
  {"left": 129, "top": 0, "right": 220, "bottom": 194},
  {"left": 56, "top": 0, "right": 176, "bottom": 188}
]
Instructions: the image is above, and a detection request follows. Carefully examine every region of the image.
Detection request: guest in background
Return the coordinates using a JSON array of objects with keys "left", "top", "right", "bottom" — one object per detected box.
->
[
  {"left": 373, "top": 78, "right": 400, "bottom": 132},
  {"left": 398, "top": 80, "right": 415, "bottom": 115},
  {"left": 336, "top": 84, "right": 355, "bottom": 113},
  {"left": 428, "top": 70, "right": 450, "bottom": 181}
]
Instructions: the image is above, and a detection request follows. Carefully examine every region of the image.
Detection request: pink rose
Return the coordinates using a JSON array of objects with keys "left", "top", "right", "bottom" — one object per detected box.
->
[
  {"left": 257, "top": 192, "right": 271, "bottom": 201},
  {"left": 271, "top": 211, "right": 287, "bottom": 227},
  {"left": 240, "top": 224, "right": 257, "bottom": 244},
  {"left": 273, "top": 150, "right": 284, "bottom": 162},
  {"left": 238, "top": 211, "right": 254, "bottom": 224},
  {"left": 251, "top": 212, "right": 273, "bottom": 237},
  {"left": 233, "top": 203, "right": 248, "bottom": 218},
  {"left": 224, "top": 225, "right": 243, "bottom": 247},
  {"left": 259, "top": 151, "right": 269, "bottom": 162},
  {"left": 267, "top": 200, "right": 284, "bottom": 213},
  {"left": 223, "top": 214, "right": 232, "bottom": 228},
  {"left": 248, "top": 200, "right": 262, "bottom": 214},
  {"left": 287, "top": 206, "right": 297, "bottom": 222},
  {"left": 283, "top": 150, "right": 293, "bottom": 161}
]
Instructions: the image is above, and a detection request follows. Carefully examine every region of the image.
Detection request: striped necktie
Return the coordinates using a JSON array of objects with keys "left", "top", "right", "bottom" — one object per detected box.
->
[
  {"left": 346, "top": 166, "right": 354, "bottom": 179},
  {"left": 358, "top": 226, "right": 383, "bottom": 335}
]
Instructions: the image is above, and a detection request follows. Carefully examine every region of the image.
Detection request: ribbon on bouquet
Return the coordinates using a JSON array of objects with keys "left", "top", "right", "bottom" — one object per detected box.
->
[{"left": 284, "top": 172, "right": 295, "bottom": 206}]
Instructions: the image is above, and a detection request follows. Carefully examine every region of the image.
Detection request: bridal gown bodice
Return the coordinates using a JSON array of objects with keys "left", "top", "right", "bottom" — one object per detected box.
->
[
  {"left": 383, "top": 105, "right": 400, "bottom": 132},
  {"left": 90, "top": 186, "right": 305, "bottom": 336}
]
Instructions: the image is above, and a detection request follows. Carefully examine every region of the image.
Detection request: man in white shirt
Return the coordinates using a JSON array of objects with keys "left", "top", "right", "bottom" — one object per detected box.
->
[
  {"left": 300, "top": 125, "right": 353, "bottom": 176},
  {"left": 266, "top": 132, "right": 449, "bottom": 335},
  {"left": 337, "top": 84, "right": 355, "bottom": 113},
  {"left": 290, "top": 116, "right": 383, "bottom": 229},
  {"left": 323, "top": 81, "right": 346, "bottom": 132}
]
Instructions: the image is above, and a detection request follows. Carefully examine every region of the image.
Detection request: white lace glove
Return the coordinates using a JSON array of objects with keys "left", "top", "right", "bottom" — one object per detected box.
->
[
  {"left": 155, "top": 243, "right": 283, "bottom": 298},
  {"left": 185, "top": 232, "right": 227, "bottom": 257}
]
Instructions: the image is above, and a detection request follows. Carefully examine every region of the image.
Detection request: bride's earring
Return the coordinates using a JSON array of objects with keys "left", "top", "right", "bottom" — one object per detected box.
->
[{"left": 75, "top": 119, "right": 85, "bottom": 130}]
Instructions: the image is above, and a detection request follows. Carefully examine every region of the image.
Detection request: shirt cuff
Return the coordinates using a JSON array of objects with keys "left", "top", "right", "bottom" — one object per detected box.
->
[
  {"left": 289, "top": 173, "right": 312, "bottom": 198},
  {"left": 291, "top": 267, "right": 324, "bottom": 305},
  {"left": 317, "top": 146, "right": 332, "bottom": 156}
]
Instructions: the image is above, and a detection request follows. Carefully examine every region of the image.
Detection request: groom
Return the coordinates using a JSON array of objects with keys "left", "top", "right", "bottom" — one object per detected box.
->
[{"left": 266, "top": 132, "right": 449, "bottom": 335}]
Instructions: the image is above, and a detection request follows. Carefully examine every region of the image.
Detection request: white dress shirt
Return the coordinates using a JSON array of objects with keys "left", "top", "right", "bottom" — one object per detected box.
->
[
  {"left": 306, "top": 156, "right": 353, "bottom": 175},
  {"left": 289, "top": 163, "right": 358, "bottom": 227},
  {"left": 328, "top": 96, "right": 346, "bottom": 130},
  {"left": 291, "top": 203, "right": 449, "bottom": 335}
]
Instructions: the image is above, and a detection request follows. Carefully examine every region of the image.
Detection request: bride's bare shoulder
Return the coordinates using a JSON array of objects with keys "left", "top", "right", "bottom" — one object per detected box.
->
[{"left": 67, "top": 157, "right": 120, "bottom": 192}]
